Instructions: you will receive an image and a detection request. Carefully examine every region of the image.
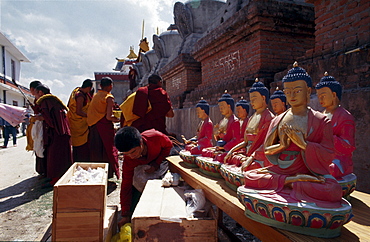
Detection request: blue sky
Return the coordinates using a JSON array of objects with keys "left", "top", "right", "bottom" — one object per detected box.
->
[{"left": 0, "top": 0, "right": 184, "bottom": 103}]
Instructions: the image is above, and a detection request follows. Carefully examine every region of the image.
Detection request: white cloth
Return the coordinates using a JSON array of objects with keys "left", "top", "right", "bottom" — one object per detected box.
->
[{"left": 31, "top": 120, "right": 44, "bottom": 158}]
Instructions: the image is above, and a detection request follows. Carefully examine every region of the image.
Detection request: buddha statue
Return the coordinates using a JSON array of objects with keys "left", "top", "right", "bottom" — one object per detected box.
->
[
  {"left": 223, "top": 79, "right": 275, "bottom": 169},
  {"left": 235, "top": 97, "right": 249, "bottom": 143},
  {"left": 181, "top": 98, "right": 213, "bottom": 155},
  {"left": 201, "top": 91, "right": 240, "bottom": 161},
  {"left": 196, "top": 91, "right": 240, "bottom": 177},
  {"left": 316, "top": 72, "right": 356, "bottom": 197},
  {"left": 270, "top": 87, "right": 287, "bottom": 115},
  {"left": 237, "top": 62, "right": 352, "bottom": 238},
  {"left": 219, "top": 79, "right": 274, "bottom": 190}
]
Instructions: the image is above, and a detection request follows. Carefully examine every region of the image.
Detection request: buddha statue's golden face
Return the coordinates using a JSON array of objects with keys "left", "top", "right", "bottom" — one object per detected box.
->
[
  {"left": 283, "top": 80, "right": 311, "bottom": 108},
  {"left": 236, "top": 106, "right": 248, "bottom": 120},
  {"left": 249, "top": 91, "right": 266, "bottom": 111},
  {"left": 316, "top": 87, "right": 336, "bottom": 109},
  {"left": 218, "top": 101, "right": 232, "bottom": 116},
  {"left": 196, "top": 107, "right": 208, "bottom": 120},
  {"left": 271, "top": 98, "right": 286, "bottom": 115}
]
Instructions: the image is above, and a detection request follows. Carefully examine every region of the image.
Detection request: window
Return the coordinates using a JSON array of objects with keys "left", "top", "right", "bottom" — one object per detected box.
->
[{"left": 11, "top": 59, "right": 15, "bottom": 81}]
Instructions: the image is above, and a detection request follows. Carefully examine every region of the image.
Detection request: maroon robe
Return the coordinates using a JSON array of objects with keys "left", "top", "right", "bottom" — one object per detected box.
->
[
  {"left": 38, "top": 95, "right": 72, "bottom": 181},
  {"left": 89, "top": 116, "right": 120, "bottom": 179},
  {"left": 120, "top": 129, "right": 173, "bottom": 216},
  {"left": 132, "top": 84, "right": 172, "bottom": 134}
]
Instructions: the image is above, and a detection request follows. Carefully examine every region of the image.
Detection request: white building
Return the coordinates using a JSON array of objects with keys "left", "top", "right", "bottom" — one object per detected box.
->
[{"left": 0, "top": 31, "right": 32, "bottom": 107}]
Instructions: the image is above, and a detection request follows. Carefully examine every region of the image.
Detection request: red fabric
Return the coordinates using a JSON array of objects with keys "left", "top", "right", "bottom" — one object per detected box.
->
[
  {"left": 225, "top": 109, "right": 274, "bottom": 167},
  {"left": 120, "top": 129, "right": 173, "bottom": 215},
  {"left": 244, "top": 108, "right": 342, "bottom": 208},
  {"left": 240, "top": 119, "right": 248, "bottom": 143},
  {"left": 329, "top": 107, "right": 356, "bottom": 178},
  {"left": 89, "top": 116, "right": 120, "bottom": 179},
  {"left": 39, "top": 96, "right": 72, "bottom": 180},
  {"left": 185, "top": 117, "right": 213, "bottom": 155},
  {"left": 222, "top": 114, "right": 241, "bottom": 151},
  {"left": 132, "top": 84, "right": 172, "bottom": 134}
]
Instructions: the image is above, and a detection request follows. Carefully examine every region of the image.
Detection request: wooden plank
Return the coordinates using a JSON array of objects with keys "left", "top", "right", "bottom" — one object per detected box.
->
[
  {"left": 103, "top": 205, "right": 118, "bottom": 242},
  {"left": 167, "top": 155, "right": 370, "bottom": 242},
  {"left": 132, "top": 180, "right": 217, "bottom": 242}
]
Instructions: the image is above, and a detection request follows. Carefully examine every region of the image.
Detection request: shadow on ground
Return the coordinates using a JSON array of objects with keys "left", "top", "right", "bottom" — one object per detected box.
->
[{"left": 0, "top": 176, "right": 52, "bottom": 213}]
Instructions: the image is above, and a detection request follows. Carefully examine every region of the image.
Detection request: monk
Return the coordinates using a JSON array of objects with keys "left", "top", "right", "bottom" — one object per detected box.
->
[
  {"left": 26, "top": 80, "right": 48, "bottom": 178},
  {"left": 201, "top": 91, "right": 241, "bottom": 162},
  {"left": 224, "top": 79, "right": 274, "bottom": 168},
  {"left": 87, "top": 77, "right": 120, "bottom": 179},
  {"left": 316, "top": 72, "right": 356, "bottom": 179},
  {"left": 67, "top": 79, "right": 92, "bottom": 162},
  {"left": 35, "top": 84, "right": 72, "bottom": 187},
  {"left": 114, "top": 126, "right": 173, "bottom": 227},
  {"left": 270, "top": 87, "right": 287, "bottom": 115},
  {"left": 235, "top": 98, "right": 249, "bottom": 143},
  {"left": 243, "top": 62, "right": 343, "bottom": 208},
  {"left": 182, "top": 98, "right": 213, "bottom": 155},
  {"left": 131, "top": 74, "right": 174, "bottom": 135}
]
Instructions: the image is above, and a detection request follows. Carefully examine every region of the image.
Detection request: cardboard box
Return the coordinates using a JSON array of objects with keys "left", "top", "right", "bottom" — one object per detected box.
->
[
  {"left": 52, "top": 162, "right": 108, "bottom": 241},
  {"left": 132, "top": 180, "right": 217, "bottom": 242}
]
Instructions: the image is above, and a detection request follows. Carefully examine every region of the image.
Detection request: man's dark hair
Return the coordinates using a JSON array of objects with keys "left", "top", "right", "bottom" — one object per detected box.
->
[
  {"left": 81, "top": 79, "right": 93, "bottom": 88},
  {"left": 35, "top": 84, "right": 51, "bottom": 94},
  {"left": 115, "top": 126, "right": 142, "bottom": 152},
  {"left": 148, "top": 74, "right": 162, "bottom": 84},
  {"left": 100, "top": 77, "right": 113, "bottom": 87},
  {"left": 30, "top": 80, "right": 42, "bottom": 89}
]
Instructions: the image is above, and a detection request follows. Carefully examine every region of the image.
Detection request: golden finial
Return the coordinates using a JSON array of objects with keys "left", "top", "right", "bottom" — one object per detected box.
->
[
  {"left": 275, "top": 86, "right": 279, "bottom": 91},
  {"left": 240, "top": 96, "right": 244, "bottom": 100},
  {"left": 324, "top": 72, "right": 329, "bottom": 76},
  {"left": 293, "top": 61, "right": 298, "bottom": 67},
  {"left": 224, "top": 90, "right": 228, "bottom": 93},
  {"left": 200, "top": 97, "right": 204, "bottom": 100},
  {"left": 255, "top": 78, "right": 259, "bottom": 82}
]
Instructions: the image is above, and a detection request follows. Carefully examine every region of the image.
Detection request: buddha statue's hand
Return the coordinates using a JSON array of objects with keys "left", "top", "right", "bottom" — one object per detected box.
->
[
  {"left": 241, "top": 156, "right": 254, "bottom": 172},
  {"left": 285, "top": 174, "right": 325, "bottom": 187},
  {"left": 282, "top": 124, "right": 307, "bottom": 150},
  {"left": 224, "top": 151, "right": 233, "bottom": 163}
]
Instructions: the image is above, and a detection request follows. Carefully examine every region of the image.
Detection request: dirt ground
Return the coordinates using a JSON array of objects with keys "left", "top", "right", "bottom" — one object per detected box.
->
[{"left": 0, "top": 137, "right": 258, "bottom": 241}]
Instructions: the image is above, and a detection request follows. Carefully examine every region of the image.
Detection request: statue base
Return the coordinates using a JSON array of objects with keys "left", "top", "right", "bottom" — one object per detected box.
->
[
  {"left": 195, "top": 156, "right": 222, "bottom": 178},
  {"left": 237, "top": 186, "right": 353, "bottom": 238},
  {"left": 219, "top": 164, "right": 244, "bottom": 191},
  {"left": 337, "top": 173, "right": 357, "bottom": 199},
  {"left": 179, "top": 150, "right": 199, "bottom": 168}
]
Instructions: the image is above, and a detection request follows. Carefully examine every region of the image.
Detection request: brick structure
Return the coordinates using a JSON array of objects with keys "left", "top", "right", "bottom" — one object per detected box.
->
[
  {"left": 162, "top": 0, "right": 369, "bottom": 192},
  {"left": 273, "top": 0, "right": 370, "bottom": 192},
  {"left": 183, "top": 0, "right": 315, "bottom": 107}
]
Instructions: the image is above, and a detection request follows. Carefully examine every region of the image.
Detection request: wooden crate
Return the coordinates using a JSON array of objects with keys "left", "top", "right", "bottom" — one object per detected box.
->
[
  {"left": 52, "top": 162, "right": 108, "bottom": 242},
  {"left": 132, "top": 180, "right": 217, "bottom": 242}
]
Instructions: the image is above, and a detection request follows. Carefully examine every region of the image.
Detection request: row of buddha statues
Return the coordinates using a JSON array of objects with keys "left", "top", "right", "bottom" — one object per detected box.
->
[{"left": 179, "top": 62, "right": 355, "bottom": 238}]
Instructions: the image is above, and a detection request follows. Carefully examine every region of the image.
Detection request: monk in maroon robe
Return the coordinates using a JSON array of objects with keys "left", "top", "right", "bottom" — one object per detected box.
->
[
  {"left": 35, "top": 84, "right": 72, "bottom": 187},
  {"left": 131, "top": 74, "right": 174, "bottom": 135}
]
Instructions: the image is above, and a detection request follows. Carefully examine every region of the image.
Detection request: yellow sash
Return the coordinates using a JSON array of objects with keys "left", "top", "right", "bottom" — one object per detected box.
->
[
  {"left": 119, "top": 92, "right": 152, "bottom": 126},
  {"left": 67, "top": 88, "right": 91, "bottom": 146}
]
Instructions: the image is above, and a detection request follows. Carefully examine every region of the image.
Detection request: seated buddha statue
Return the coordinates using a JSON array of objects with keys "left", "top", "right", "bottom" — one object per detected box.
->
[
  {"left": 270, "top": 87, "right": 287, "bottom": 115},
  {"left": 201, "top": 91, "right": 240, "bottom": 162},
  {"left": 223, "top": 79, "right": 275, "bottom": 168},
  {"left": 316, "top": 72, "right": 356, "bottom": 196},
  {"left": 237, "top": 63, "right": 351, "bottom": 238},
  {"left": 181, "top": 98, "right": 213, "bottom": 155},
  {"left": 235, "top": 97, "right": 249, "bottom": 143}
]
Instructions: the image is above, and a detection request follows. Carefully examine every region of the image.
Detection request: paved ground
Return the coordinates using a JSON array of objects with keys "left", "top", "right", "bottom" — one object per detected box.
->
[
  {"left": 0, "top": 134, "right": 258, "bottom": 241},
  {"left": 0, "top": 135, "right": 121, "bottom": 241}
]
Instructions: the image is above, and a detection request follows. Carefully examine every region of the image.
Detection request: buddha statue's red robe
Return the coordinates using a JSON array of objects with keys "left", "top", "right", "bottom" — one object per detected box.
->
[
  {"left": 185, "top": 117, "right": 213, "bottom": 155},
  {"left": 243, "top": 108, "right": 343, "bottom": 208},
  {"left": 328, "top": 106, "right": 356, "bottom": 179}
]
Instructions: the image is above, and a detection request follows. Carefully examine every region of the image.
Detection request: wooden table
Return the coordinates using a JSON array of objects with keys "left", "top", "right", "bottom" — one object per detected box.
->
[{"left": 167, "top": 155, "right": 370, "bottom": 242}]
